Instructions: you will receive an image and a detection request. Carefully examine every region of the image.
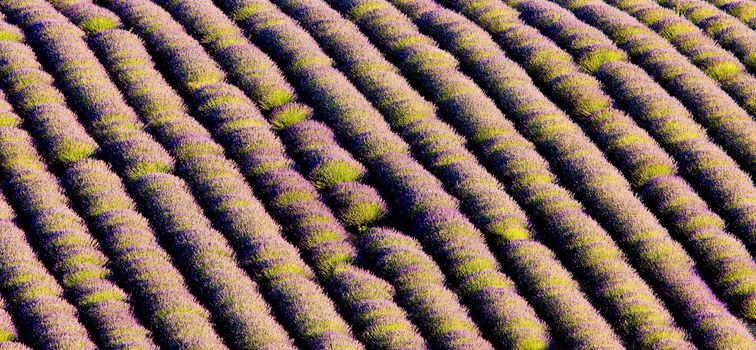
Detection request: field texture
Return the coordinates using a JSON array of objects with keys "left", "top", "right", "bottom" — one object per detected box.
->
[{"left": 0, "top": 0, "right": 753, "bottom": 348}]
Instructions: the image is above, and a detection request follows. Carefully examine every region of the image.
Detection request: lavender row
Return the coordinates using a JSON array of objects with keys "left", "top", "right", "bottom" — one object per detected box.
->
[
  {"left": 0, "top": 296, "right": 16, "bottom": 343},
  {"left": 324, "top": 264, "right": 425, "bottom": 349},
  {"left": 280, "top": 121, "right": 367, "bottom": 192},
  {"left": 706, "top": 0, "right": 756, "bottom": 27},
  {"left": 0, "top": 123, "right": 154, "bottom": 349},
  {"left": 605, "top": 0, "right": 756, "bottom": 114},
  {"left": 434, "top": 0, "right": 756, "bottom": 321},
  {"left": 0, "top": 184, "right": 94, "bottom": 349},
  {"left": 0, "top": 1, "right": 295, "bottom": 348},
  {"left": 92, "top": 0, "right": 421, "bottom": 347},
  {"left": 657, "top": 0, "right": 756, "bottom": 72},
  {"left": 212, "top": 0, "right": 557, "bottom": 347},
  {"left": 510, "top": 0, "right": 756, "bottom": 266},
  {"left": 0, "top": 18, "right": 230, "bottom": 349},
  {"left": 549, "top": 0, "right": 756, "bottom": 177}
]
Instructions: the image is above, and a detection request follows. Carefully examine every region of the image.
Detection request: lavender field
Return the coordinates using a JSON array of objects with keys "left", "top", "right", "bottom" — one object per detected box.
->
[{"left": 0, "top": 0, "right": 753, "bottom": 348}]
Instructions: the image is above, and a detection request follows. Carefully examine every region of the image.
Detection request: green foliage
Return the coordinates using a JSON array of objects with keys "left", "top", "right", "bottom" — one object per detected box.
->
[
  {"left": 80, "top": 17, "right": 120, "bottom": 35},
  {"left": 0, "top": 30, "right": 21, "bottom": 42}
]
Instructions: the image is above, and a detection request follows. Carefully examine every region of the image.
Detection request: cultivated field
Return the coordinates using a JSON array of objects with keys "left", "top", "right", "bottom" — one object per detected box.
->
[{"left": 0, "top": 0, "right": 753, "bottom": 349}]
